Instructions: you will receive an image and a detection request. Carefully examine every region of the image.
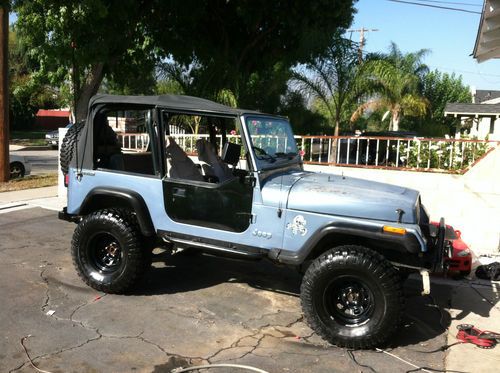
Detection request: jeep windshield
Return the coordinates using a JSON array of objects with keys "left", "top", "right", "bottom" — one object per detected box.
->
[{"left": 245, "top": 116, "right": 299, "bottom": 170}]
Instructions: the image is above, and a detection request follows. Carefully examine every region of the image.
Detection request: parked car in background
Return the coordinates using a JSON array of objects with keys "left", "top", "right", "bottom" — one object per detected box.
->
[
  {"left": 431, "top": 221, "right": 472, "bottom": 277},
  {"left": 45, "top": 123, "right": 72, "bottom": 148},
  {"left": 9, "top": 154, "right": 32, "bottom": 179}
]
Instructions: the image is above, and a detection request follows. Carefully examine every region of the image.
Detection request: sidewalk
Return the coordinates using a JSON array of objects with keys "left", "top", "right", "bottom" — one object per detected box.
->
[
  {"left": 10, "top": 144, "right": 52, "bottom": 151},
  {"left": 445, "top": 277, "right": 500, "bottom": 372},
  {"left": 0, "top": 185, "right": 65, "bottom": 212}
]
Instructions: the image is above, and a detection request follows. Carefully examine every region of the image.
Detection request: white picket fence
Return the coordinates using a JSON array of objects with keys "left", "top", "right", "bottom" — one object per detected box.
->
[{"left": 117, "top": 132, "right": 499, "bottom": 174}]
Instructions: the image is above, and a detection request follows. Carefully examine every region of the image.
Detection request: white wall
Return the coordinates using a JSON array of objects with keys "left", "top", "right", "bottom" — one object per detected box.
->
[
  {"left": 305, "top": 147, "right": 500, "bottom": 257},
  {"left": 472, "top": 117, "right": 500, "bottom": 140}
]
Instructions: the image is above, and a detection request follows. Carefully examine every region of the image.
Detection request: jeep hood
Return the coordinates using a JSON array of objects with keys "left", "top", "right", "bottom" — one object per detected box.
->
[{"left": 261, "top": 172, "right": 419, "bottom": 224}]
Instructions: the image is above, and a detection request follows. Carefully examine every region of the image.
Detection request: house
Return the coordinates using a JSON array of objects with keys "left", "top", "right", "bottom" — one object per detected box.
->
[
  {"left": 444, "top": 88, "right": 500, "bottom": 140},
  {"left": 443, "top": 2, "right": 500, "bottom": 140},
  {"left": 35, "top": 109, "right": 71, "bottom": 130},
  {"left": 473, "top": 0, "right": 500, "bottom": 62}
]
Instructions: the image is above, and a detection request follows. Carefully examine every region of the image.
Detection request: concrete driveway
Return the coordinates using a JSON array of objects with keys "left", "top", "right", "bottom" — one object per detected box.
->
[{"left": 0, "top": 207, "right": 462, "bottom": 373}]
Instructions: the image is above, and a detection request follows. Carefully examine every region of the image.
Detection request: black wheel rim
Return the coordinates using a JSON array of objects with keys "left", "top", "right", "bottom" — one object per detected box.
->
[
  {"left": 323, "top": 276, "right": 375, "bottom": 327},
  {"left": 10, "top": 164, "right": 23, "bottom": 178},
  {"left": 87, "top": 232, "right": 123, "bottom": 273}
]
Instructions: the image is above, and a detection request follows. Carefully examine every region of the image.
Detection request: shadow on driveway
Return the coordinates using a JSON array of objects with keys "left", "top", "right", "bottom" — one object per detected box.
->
[{"left": 134, "top": 250, "right": 454, "bottom": 350}]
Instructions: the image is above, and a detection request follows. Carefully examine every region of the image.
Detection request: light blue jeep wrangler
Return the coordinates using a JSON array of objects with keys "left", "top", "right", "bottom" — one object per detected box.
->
[{"left": 59, "top": 94, "right": 447, "bottom": 349}]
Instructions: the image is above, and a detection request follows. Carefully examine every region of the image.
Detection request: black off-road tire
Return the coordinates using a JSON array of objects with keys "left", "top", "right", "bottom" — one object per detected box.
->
[
  {"left": 300, "top": 245, "right": 404, "bottom": 349},
  {"left": 71, "top": 208, "right": 146, "bottom": 293},
  {"left": 10, "top": 162, "right": 25, "bottom": 179},
  {"left": 60, "top": 121, "right": 84, "bottom": 175}
]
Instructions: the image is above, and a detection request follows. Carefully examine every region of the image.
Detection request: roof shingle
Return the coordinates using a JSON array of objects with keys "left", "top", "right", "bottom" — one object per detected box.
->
[{"left": 444, "top": 103, "right": 500, "bottom": 116}]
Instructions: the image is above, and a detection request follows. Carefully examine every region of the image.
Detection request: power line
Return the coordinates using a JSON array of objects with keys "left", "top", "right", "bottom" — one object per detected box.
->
[
  {"left": 387, "top": 0, "right": 482, "bottom": 14},
  {"left": 429, "top": 65, "right": 500, "bottom": 78},
  {"left": 412, "top": 0, "right": 482, "bottom": 7}
]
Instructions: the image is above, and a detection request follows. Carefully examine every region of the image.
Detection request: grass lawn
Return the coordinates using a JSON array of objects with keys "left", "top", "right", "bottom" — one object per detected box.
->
[
  {"left": 10, "top": 131, "right": 48, "bottom": 146},
  {"left": 0, "top": 173, "right": 58, "bottom": 193}
]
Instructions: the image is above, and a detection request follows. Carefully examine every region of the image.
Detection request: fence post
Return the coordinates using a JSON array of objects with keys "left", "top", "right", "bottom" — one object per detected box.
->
[{"left": 396, "top": 140, "right": 400, "bottom": 167}]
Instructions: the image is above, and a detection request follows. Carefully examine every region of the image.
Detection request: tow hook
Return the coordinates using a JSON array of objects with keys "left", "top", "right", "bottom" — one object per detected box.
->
[{"left": 420, "top": 269, "right": 430, "bottom": 295}]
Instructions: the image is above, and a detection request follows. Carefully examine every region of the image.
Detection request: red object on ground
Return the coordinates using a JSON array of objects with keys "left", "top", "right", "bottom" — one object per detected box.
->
[
  {"left": 430, "top": 221, "right": 472, "bottom": 275},
  {"left": 35, "top": 109, "right": 71, "bottom": 130},
  {"left": 456, "top": 324, "right": 499, "bottom": 349}
]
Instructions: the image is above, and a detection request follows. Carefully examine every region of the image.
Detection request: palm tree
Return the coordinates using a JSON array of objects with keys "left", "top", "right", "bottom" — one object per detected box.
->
[
  {"left": 157, "top": 62, "right": 238, "bottom": 134},
  {"left": 352, "top": 43, "right": 429, "bottom": 131},
  {"left": 292, "top": 35, "right": 362, "bottom": 137}
]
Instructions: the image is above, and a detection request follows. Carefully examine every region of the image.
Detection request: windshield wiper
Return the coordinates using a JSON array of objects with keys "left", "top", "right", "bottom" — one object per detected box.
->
[
  {"left": 275, "top": 152, "right": 298, "bottom": 160},
  {"left": 257, "top": 154, "right": 276, "bottom": 163}
]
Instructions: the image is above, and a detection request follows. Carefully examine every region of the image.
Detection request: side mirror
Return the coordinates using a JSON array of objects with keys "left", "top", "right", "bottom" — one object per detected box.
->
[{"left": 222, "top": 142, "right": 241, "bottom": 166}]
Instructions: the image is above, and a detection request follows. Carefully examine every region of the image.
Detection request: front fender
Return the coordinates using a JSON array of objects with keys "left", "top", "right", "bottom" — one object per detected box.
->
[{"left": 276, "top": 220, "right": 426, "bottom": 267}]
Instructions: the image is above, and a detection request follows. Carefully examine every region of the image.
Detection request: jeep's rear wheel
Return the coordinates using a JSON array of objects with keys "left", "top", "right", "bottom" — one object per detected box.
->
[
  {"left": 300, "top": 245, "right": 404, "bottom": 349},
  {"left": 71, "top": 208, "right": 146, "bottom": 293}
]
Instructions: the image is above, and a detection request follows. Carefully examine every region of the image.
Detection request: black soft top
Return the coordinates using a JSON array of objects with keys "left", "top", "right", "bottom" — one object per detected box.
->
[
  {"left": 73, "top": 94, "right": 281, "bottom": 172},
  {"left": 89, "top": 94, "right": 265, "bottom": 117}
]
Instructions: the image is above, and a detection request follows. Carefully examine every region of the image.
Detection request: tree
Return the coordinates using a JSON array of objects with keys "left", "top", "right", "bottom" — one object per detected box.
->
[
  {"left": 9, "top": 27, "right": 64, "bottom": 129},
  {"left": 353, "top": 43, "right": 430, "bottom": 131},
  {"left": 13, "top": 0, "right": 357, "bottom": 121},
  {"left": 279, "top": 90, "right": 328, "bottom": 135},
  {"left": 291, "top": 35, "right": 362, "bottom": 136},
  {"left": 151, "top": 0, "right": 357, "bottom": 109},
  {"left": 400, "top": 70, "right": 471, "bottom": 137},
  {"left": 420, "top": 70, "right": 471, "bottom": 134},
  {"left": 13, "top": 0, "right": 160, "bottom": 121}
]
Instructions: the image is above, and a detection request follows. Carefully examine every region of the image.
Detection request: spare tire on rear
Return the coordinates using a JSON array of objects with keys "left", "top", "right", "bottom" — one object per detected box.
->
[{"left": 60, "top": 121, "right": 85, "bottom": 175}]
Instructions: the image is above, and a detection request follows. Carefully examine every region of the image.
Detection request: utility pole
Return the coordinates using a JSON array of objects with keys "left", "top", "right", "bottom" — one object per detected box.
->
[
  {"left": 347, "top": 27, "right": 379, "bottom": 63},
  {"left": 0, "top": 3, "right": 9, "bottom": 182},
  {"left": 71, "top": 41, "right": 79, "bottom": 123}
]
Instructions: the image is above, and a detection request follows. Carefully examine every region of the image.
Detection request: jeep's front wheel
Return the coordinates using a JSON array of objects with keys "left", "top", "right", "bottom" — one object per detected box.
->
[
  {"left": 300, "top": 245, "right": 404, "bottom": 349},
  {"left": 71, "top": 209, "right": 146, "bottom": 293}
]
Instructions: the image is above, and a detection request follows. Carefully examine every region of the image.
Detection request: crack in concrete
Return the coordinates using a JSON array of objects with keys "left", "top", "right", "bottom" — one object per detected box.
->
[
  {"left": 40, "top": 267, "right": 51, "bottom": 313},
  {"left": 206, "top": 329, "right": 262, "bottom": 362},
  {"left": 205, "top": 314, "right": 310, "bottom": 364},
  {"left": 24, "top": 266, "right": 320, "bottom": 372},
  {"left": 6, "top": 268, "right": 108, "bottom": 373},
  {"left": 8, "top": 333, "right": 103, "bottom": 373},
  {"left": 8, "top": 362, "right": 26, "bottom": 373}
]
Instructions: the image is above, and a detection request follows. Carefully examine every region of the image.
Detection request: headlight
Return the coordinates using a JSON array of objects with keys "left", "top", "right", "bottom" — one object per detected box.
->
[{"left": 456, "top": 248, "right": 471, "bottom": 257}]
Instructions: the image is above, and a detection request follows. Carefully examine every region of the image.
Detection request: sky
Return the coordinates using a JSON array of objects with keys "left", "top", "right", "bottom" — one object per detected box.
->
[{"left": 349, "top": 0, "right": 500, "bottom": 90}]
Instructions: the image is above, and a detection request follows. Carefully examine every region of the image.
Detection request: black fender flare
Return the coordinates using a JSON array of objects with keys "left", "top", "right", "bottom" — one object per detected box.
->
[
  {"left": 79, "top": 187, "right": 155, "bottom": 236},
  {"left": 275, "top": 221, "right": 424, "bottom": 266}
]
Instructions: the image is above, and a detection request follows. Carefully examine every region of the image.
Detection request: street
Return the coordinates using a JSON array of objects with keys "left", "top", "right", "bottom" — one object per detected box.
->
[
  {"left": 12, "top": 149, "right": 59, "bottom": 175},
  {"left": 0, "top": 207, "right": 453, "bottom": 373}
]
